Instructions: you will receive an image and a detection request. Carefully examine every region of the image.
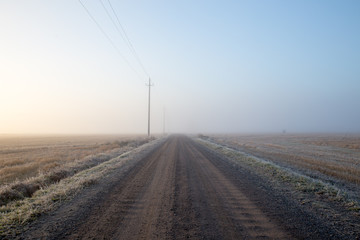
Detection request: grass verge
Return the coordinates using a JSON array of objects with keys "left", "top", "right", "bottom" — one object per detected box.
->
[
  {"left": 196, "top": 137, "right": 360, "bottom": 214},
  {"left": 0, "top": 139, "right": 151, "bottom": 207},
  {"left": 0, "top": 137, "right": 162, "bottom": 237}
]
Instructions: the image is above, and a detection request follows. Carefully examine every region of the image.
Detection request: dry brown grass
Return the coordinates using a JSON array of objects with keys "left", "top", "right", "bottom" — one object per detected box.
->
[
  {"left": 304, "top": 138, "right": 360, "bottom": 150},
  {"left": 196, "top": 137, "right": 360, "bottom": 214},
  {"left": 0, "top": 135, "right": 151, "bottom": 206},
  {"left": 0, "top": 135, "right": 143, "bottom": 185},
  {"left": 0, "top": 137, "right": 163, "bottom": 237},
  {"left": 204, "top": 134, "right": 360, "bottom": 186}
]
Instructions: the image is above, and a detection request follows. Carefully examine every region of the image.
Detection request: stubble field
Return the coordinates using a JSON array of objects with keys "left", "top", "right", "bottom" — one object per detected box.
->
[
  {"left": 0, "top": 135, "right": 152, "bottom": 207},
  {"left": 204, "top": 134, "right": 360, "bottom": 186},
  {"left": 201, "top": 134, "right": 360, "bottom": 202},
  {"left": 1, "top": 134, "right": 360, "bottom": 239}
]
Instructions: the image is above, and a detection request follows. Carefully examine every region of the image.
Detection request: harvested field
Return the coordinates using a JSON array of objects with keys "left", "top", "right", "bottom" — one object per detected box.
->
[
  {"left": 202, "top": 134, "right": 360, "bottom": 199},
  {"left": 10, "top": 135, "right": 358, "bottom": 239},
  {"left": 1, "top": 135, "right": 360, "bottom": 239},
  {"left": 0, "top": 135, "right": 153, "bottom": 207},
  {"left": 0, "top": 135, "right": 148, "bottom": 185}
]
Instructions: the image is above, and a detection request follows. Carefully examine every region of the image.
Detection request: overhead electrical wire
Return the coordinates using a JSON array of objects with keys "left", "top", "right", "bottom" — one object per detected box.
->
[
  {"left": 99, "top": 0, "right": 128, "bottom": 46},
  {"left": 106, "top": 0, "right": 150, "bottom": 77},
  {"left": 78, "top": 0, "right": 143, "bottom": 80}
]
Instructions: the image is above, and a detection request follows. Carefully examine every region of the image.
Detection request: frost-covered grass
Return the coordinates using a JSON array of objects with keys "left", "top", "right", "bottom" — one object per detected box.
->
[
  {"left": 0, "top": 137, "right": 162, "bottom": 237},
  {"left": 196, "top": 137, "right": 360, "bottom": 213},
  {"left": 0, "top": 135, "right": 147, "bottom": 185},
  {"left": 200, "top": 134, "right": 360, "bottom": 187},
  {"left": 0, "top": 136, "right": 151, "bottom": 207}
]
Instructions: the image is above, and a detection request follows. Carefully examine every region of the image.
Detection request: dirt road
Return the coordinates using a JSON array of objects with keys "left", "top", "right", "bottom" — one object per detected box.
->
[{"left": 22, "top": 135, "right": 345, "bottom": 239}]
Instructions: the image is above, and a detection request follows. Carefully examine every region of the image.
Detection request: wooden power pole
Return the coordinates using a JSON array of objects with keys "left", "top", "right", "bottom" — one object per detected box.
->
[{"left": 146, "top": 78, "right": 153, "bottom": 137}]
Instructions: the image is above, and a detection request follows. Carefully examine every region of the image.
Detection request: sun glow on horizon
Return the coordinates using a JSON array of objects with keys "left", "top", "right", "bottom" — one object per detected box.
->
[{"left": 1, "top": 1, "right": 360, "bottom": 134}]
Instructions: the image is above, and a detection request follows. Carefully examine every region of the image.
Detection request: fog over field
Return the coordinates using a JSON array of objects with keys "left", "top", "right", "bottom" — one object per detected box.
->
[{"left": 1, "top": 1, "right": 359, "bottom": 134}]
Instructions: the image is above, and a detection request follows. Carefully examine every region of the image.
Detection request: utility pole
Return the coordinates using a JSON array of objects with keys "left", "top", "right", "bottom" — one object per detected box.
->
[
  {"left": 163, "top": 107, "right": 166, "bottom": 135},
  {"left": 146, "top": 78, "right": 153, "bottom": 137}
]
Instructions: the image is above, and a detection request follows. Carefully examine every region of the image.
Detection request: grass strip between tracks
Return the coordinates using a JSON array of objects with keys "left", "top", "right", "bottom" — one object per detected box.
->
[
  {"left": 195, "top": 137, "right": 360, "bottom": 214},
  {"left": 0, "top": 138, "right": 162, "bottom": 237}
]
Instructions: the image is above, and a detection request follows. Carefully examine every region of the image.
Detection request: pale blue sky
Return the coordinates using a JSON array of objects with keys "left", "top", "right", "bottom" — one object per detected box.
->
[{"left": 0, "top": 0, "right": 359, "bottom": 134}]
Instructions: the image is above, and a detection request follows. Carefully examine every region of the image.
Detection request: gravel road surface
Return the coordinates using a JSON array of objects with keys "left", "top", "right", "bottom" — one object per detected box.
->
[{"left": 21, "top": 135, "right": 348, "bottom": 239}]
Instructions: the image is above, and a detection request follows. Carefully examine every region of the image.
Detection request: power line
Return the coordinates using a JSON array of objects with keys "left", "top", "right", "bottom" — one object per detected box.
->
[
  {"left": 78, "top": 0, "right": 143, "bottom": 80},
  {"left": 99, "top": 0, "right": 145, "bottom": 76},
  {"left": 99, "top": 0, "right": 127, "bottom": 43},
  {"left": 79, "top": 0, "right": 154, "bottom": 137},
  {"left": 106, "top": 0, "right": 150, "bottom": 77}
]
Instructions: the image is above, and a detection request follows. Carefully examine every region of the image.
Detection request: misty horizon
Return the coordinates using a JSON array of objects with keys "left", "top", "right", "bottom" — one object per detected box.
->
[{"left": 1, "top": 1, "right": 359, "bottom": 135}]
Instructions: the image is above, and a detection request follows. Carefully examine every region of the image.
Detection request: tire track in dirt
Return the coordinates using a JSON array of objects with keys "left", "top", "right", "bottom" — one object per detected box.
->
[
  {"left": 20, "top": 135, "right": 344, "bottom": 239},
  {"left": 178, "top": 139, "right": 291, "bottom": 239},
  {"left": 68, "top": 138, "right": 176, "bottom": 240}
]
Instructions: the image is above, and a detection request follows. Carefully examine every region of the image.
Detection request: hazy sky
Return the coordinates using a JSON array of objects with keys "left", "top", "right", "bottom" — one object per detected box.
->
[{"left": 1, "top": 0, "right": 359, "bottom": 134}]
